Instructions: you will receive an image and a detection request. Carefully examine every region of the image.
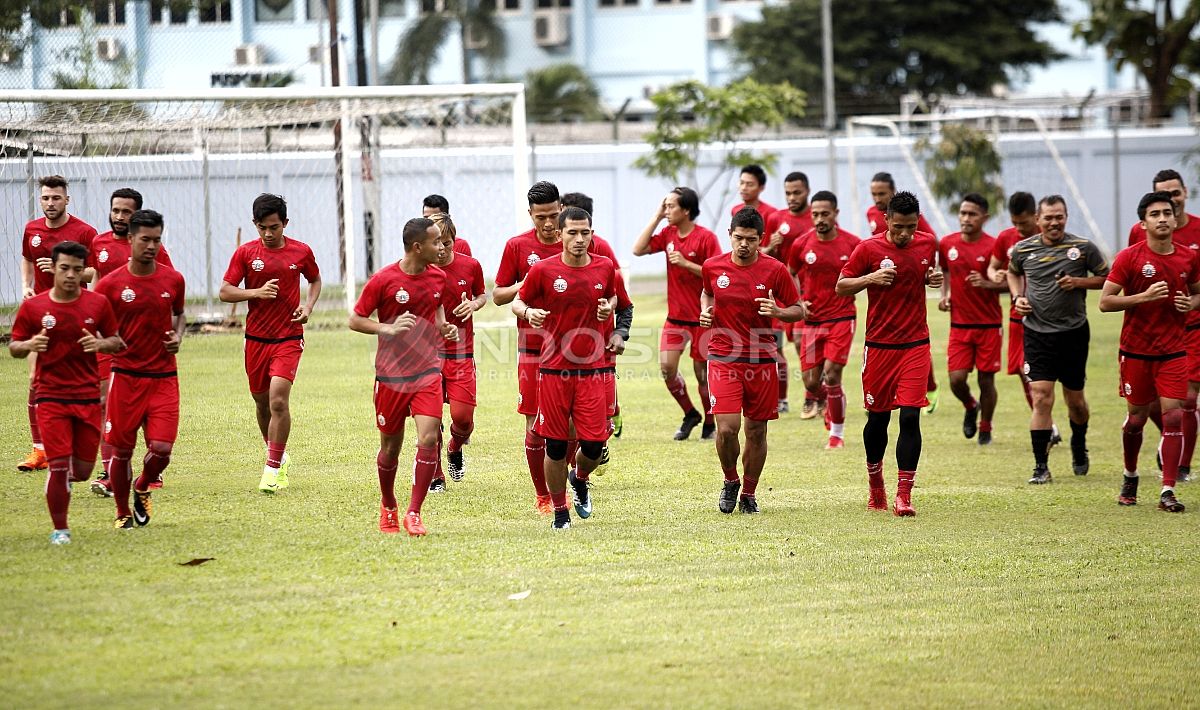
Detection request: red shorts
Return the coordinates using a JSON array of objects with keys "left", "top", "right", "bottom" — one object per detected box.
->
[
  {"left": 245, "top": 337, "right": 304, "bottom": 394},
  {"left": 517, "top": 352, "right": 539, "bottom": 416},
  {"left": 796, "top": 318, "right": 856, "bottom": 371},
  {"left": 706, "top": 360, "right": 778, "bottom": 422},
  {"left": 104, "top": 373, "right": 180, "bottom": 449},
  {"left": 98, "top": 353, "right": 113, "bottom": 382},
  {"left": 535, "top": 370, "right": 612, "bottom": 441},
  {"left": 374, "top": 373, "right": 443, "bottom": 435},
  {"left": 660, "top": 320, "right": 705, "bottom": 362},
  {"left": 604, "top": 364, "right": 617, "bottom": 417},
  {"left": 1007, "top": 319, "right": 1025, "bottom": 376},
  {"left": 948, "top": 325, "right": 1003, "bottom": 374},
  {"left": 1189, "top": 327, "right": 1200, "bottom": 383},
  {"left": 36, "top": 399, "right": 102, "bottom": 466},
  {"left": 1119, "top": 354, "right": 1188, "bottom": 405},
  {"left": 861, "top": 343, "right": 931, "bottom": 412},
  {"left": 440, "top": 355, "right": 477, "bottom": 406}
]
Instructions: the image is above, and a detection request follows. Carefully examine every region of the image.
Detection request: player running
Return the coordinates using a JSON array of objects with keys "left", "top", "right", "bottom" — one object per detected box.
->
[
  {"left": 763, "top": 172, "right": 813, "bottom": 414},
  {"left": 731, "top": 164, "right": 777, "bottom": 223},
  {"left": 421, "top": 194, "right": 473, "bottom": 256}
]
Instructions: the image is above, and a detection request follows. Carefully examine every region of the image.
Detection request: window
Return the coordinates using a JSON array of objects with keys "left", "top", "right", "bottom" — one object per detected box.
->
[
  {"left": 481, "top": 0, "right": 521, "bottom": 11},
  {"left": 151, "top": 0, "right": 190, "bottom": 23},
  {"left": 380, "top": 0, "right": 406, "bottom": 16},
  {"left": 599, "top": 0, "right": 637, "bottom": 6},
  {"left": 200, "top": 0, "right": 233, "bottom": 22},
  {"left": 655, "top": 0, "right": 692, "bottom": 4},
  {"left": 535, "top": 0, "right": 570, "bottom": 7},
  {"left": 256, "top": 0, "right": 295, "bottom": 22},
  {"left": 419, "top": 0, "right": 444, "bottom": 14},
  {"left": 93, "top": 1, "right": 126, "bottom": 25}
]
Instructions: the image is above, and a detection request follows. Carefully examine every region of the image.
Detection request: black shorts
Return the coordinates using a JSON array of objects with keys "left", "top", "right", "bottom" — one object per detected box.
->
[{"left": 1023, "top": 323, "right": 1089, "bottom": 391}]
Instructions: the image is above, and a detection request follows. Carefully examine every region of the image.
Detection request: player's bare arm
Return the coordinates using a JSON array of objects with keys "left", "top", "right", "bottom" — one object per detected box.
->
[
  {"left": 1057, "top": 274, "right": 1107, "bottom": 292},
  {"left": 510, "top": 296, "right": 549, "bottom": 328},
  {"left": 8, "top": 328, "right": 49, "bottom": 358},
  {"left": 20, "top": 258, "right": 34, "bottom": 299},
  {"left": 631, "top": 200, "right": 666, "bottom": 256},
  {"left": 219, "top": 278, "right": 280, "bottom": 303},
  {"left": 1006, "top": 269, "right": 1033, "bottom": 315},
  {"left": 925, "top": 267, "right": 944, "bottom": 289},
  {"left": 836, "top": 267, "right": 896, "bottom": 296},
  {"left": 755, "top": 289, "right": 805, "bottom": 323},
  {"left": 292, "top": 276, "right": 322, "bottom": 323},
  {"left": 78, "top": 329, "right": 123, "bottom": 354},
  {"left": 938, "top": 266, "right": 951, "bottom": 311},
  {"left": 699, "top": 290, "right": 714, "bottom": 328},
  {"left": 492, "top": 281, "right": 521, "bottom": 306},
  {"left": 595, "top": 297, "right": 614, "bottom": 322},
  {"left": 986, "top": 255, "right": 1007, "bottom": 284},
  {"left": 162, "top": 311, "right": 187, "bottom": 354},
  {"left": 1180, "top": 281, "right": 1200, "bottom": 312},
  {"left": 435, "top": 305, "right": 459, "bottom": 343},
  {"left": 348, "top": 311, "right": 417, "bottom": 338}
]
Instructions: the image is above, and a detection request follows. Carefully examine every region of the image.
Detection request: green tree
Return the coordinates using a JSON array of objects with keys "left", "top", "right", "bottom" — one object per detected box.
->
[
  {"left": 1074, "top": 0, "right": 1200, "bottom": 120},
  {"left": 633, "top": 78, "right": 805, "bottom": 215},
  {"left": 915, "top": 124, "right": 1005, "bottom": 215},
  {"left": 525, "top": 64, "right": 605, "bottom": 122},
  {"left": 386, "top": 0, "right": 505, "bottom": 85},
  {"left": 732, "top": 0, "right": 1063, "bottom": 118}
]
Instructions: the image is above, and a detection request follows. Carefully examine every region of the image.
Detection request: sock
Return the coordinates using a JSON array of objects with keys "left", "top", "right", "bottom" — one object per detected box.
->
[
  {"left": 1069, "top": 420, "right": 1088, "bottom": 459},
  {"left": 1182, "top": 392, "right": 1198, "bottom": 468},
  {"left": 524, "top": 430, "right": 549, "bottom": 497},
  {"left": 46, "top": 459, "right": 71, "bottom": 530},
  {"left": 1122, "top": 415, "right": 1146, "bottom": 475},
  {"left": 266, "top": 440, "right": 285, "bottom": 470},
  {"left": 1161, "top": 409, "right": 1183, "bottom": 489},
  {"left": 136, "top": 443, "right": 171, "bottom": 490},
  {"left": 1148, "top": 405, "right": 1163, "bottom": 433},
  {"left": 566, "top": 439, "right": 579, "bottom": 469},
  {"left": 28, "top": 389, "right": 42, "bottom": 450},
  {"left": 827, "top": 384, "right": 845, "bottom": 425},
  {"left": 804, "top": 387, "right": 820, "bottom": 406},
  {"left": 723, "top": 466, "right": 739, "bottom": 483},
  {"left": 666, "top": 374, "right": 695, "bottom": 414},
  {"left": 897, "top": 469, "right": 915, "bottom": 497},
  {"left": 550, "top": 489, "right": 569, "bottom": 511},
  {"left": 1021, "top": 378, "right": 1033, "bottom": 409},
  {"left": 407, "top": 445, "right": 437, "bottom": 514},
  {"left": 576, "top": 467, "right": 590, "bottom": 482},
  {"left": 1031, "top": 429, "right": 1052, "bottom": 466},
  {"left": 830, "top": 423, "right": 845, "bottom": 438},
  {"left": 698, "top": 380, "right": 714, "bottom": 425},
  {"left": 817, "top": 382, "right": 828, "bottom": 405},
  {"left": 110, "top": 450, "right": 133, "bottom": 518},
  {"left": 448, "top": 424, "right": 471, "bottom": 453},
  {"left": 100, "top": 442, "right": 113, "bottom": 476},
  {"left": 867, "top": 461, "right": 885, "bottom": 490},
  {"left": 979, "top": 420, "right": 992, "bottom": 433},
  {"left": 742, "top": 474, "right": 759, "bottom": 496},
  {"left": 377, "top": 450, "right": 399, "bottom": 509},
  {"left": 434, "top": 430, "right": 444, "bottom": 481}
]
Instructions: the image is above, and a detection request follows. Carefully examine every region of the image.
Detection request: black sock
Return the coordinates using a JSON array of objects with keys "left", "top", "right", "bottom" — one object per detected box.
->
[
  {"left": 1070, "top": 420, "right": 1088, "bottom": 458},
  {"left": 863, "top": 410, "right": 892, "bottom": 463},
  {"left": 554, "top": 508, "right": 570, "bottom": 526},
  {"left": 1031, "top": 429, "right": 1052, "bottom": 466}
]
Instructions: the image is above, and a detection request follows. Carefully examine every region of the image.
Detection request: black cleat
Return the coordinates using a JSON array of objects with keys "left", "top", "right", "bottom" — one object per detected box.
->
[
  {"left": 1028, "top": 465, "right": 1052, "bottom": 485},
  {"left": 1072, "top": 449, "right": 1090, "bottom": 476},
  {"left": 568, "top": 468, "right": 592, "bottom": 519},
  {"left": 1158, "top": 490, "right": 1186, "bottom": 513},
  {"left": 738, "top": 495, "right": 759, "bottom": 514},
  {"left": 1118, "top": 476, "right": 1138, "bottom": 506},
  {"left": 978, "top": 430, "right": 992, "bottom": 446},
  {"left": 1179, "top": 466, "right": 1192, "bottom": 483},
  {"left": 674, "top": 410, "right": 703, "bottom": 441},
  {"left": 700, "top": 422, "right": 716, "bottom": 440},
  {"left": 447, "top": 450, "right": 465, "bottom": 482},
  {"left": 718, "top": 480, "right": 740, "bottom": 514},
  {"left": 962, "top": 404, "right": 979, "bottom": 439},
  {"left": 114, "top": 515, "right": 134, "bottom": 530},
  {"left": 552, "top": 508, "right": 572, "bottom": 529},
  {"left": 132, "top": 489, "right": 152, "bottom": 527},
  {"left": 428, "top": 478, "right": 447, "bottom": 493}
]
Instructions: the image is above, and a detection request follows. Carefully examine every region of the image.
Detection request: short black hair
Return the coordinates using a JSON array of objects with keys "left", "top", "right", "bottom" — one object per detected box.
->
[
  {"left": 527, "top": 181, "right": 560, "bottom": 207},
  {"left": 1037, "top": 194, "right": 1067, "bottom": 213},
  {"left": 886, "top": 191, "right": 920, "bottom": 217},
  {"left": 871, "top": 172, "right": 895, "bottom": 189},
  {"left": 129, "top": 209, "right": 164, "bottom": 235},
  {"left": 784, "top": 171, "right": 809, "bottom": 187},
  {"left": 557, "top": 206, "right": 592, "bottom": 228},
  {"left": 1137, "top": 190, "right": 1175, "bottom": 221},
  {"left": 51, "top": 240, "right": 88, "bottom": 263},
  {"left": 810, "top": 190, "right": 838, "bottom": 208},
  {"left": 423, "top": 194, "right": 450, "bottom": 213},
  {"left": 672, "top": 186, "right": 701, "bottom": 221},
  {"left": 1008, "top": 191, "right": 1036, "bottom": 216},
  {"left": 39, "top": 174, "right": 67, "bottom": 190},
  {"left": 730, "top": 207, "right": 764, "bottom": 235},
  {"left": 961, "top": 192, "right": 989, "bottom": 213},
  {"left": 1152, "top": 169, "right": 1184, "bottom": 188},
  {"left": 740, "top": 165, "right": 767, "bottom": 187},
  {"left": 402, "top": 217, "right": 436, "bottom": 250},
  {"left": 252, "top": 193, "right": 287, "bottom": 223},
  {"left": 561, "top": 192, "right": 594, "bottom": 216},
  {"left": 111, "top": 187, "right": 143, "bottom": 210}
]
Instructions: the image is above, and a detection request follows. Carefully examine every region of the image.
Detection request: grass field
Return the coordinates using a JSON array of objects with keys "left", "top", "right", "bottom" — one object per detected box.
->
[{"left": 1, "top": 291, "right": 1196, "bottom": 708}]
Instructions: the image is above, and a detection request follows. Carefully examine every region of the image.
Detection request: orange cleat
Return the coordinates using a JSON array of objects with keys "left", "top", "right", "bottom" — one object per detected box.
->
[
  {"left": 893, "top": 493, "right": 916, "bottom": 517},
  {"left": 868, "top": 488, "right": 888, "bottom": 511},
  {"left": 403, "top": 511, "right": 427, "bottom": 537},
  {"left": 535, "top": 494, "right": 553, "bottom": 515},
  {"left": 379, "top": 505, "right": 400, "bottom": 534},
  {"left": 17, "top": 448, "right": 47, "bottom": 472},
  {"left": 826, "top": 436, "right": 844, "bottom": 450}
]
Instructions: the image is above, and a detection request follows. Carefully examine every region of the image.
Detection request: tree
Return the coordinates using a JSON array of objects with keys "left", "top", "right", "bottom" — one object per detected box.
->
[
  {"left": 732, "top": 0, "right": 1063, "bottom": 119},
  {"left": 386, "top": 0, "right": 505, "bottom": 85},
  {"left": 915, "top": 125, "right": 1005, "bottom": 216},
  {"left": 633, "top": 78, "right": 806, "bottom": 217},
  {"left": 1074, "top": 0, "right": 1200, "bottom": 120},
  {"left": 525, "top": 64, "right": 605, "bottom": 122}
]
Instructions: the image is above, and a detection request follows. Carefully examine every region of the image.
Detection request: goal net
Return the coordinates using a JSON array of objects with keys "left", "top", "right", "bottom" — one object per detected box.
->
[{"left": 0, "top": 85, "right": 528, "bottom": 327}]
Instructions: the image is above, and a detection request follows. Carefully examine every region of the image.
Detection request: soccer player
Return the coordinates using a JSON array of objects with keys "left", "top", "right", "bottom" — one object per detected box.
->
[
  {"left": 1100, "top": 191, "right": 1200, "bottom": 512},
  {"left": 18, "top": 175, "right": 98, "bottom": 472},
  {"left": 633, "top": 187, "right": 722, "bottom": 440},
  {"left": 426, "top": 212, "right": 487, "bottom": 490},
  {"left": 836, "top": 191, "right": 942, "bottom": 516},
  {"left": 350, "top": 217, "right": 458, "bottom": 536},
  {"left": 763, "top": 172, "right": 813, "bottom": 413},
  {"left": 511, "top": 206, "right": 632, "bottom": 530},
  {"left": 219, "top": 194, "right": 322, "bottom": 493},
  {"left": 1127, "top": 170, "right": 1199, "bottom": 247},
  {"left": 786, "top": 190, "right": 861, "bottom": 448},
  {"left": 937, "top": 193, "right": 1005, "bottom": 445},
  {"left": 700, "top": 208, "right": 804, "bottom": 515},
  {"left": 421, "top": 193, "right": 472, "bottom": 256},
  {"left": 93, "top": 210, "right": 186, "bottom": 529},
  {"left": 1007, "top": 195, "right": 1108, "bottom": 484},
  {"left": 9, "top": 241, "right": 120, "bottom": 544},
  {"left": 730, "top": 164, "right": 777, "bottom": 223}
]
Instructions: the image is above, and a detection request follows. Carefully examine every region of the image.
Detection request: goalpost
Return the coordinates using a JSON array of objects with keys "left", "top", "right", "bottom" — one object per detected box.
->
[{"left": 0, "top": 84, "right": 529, "bottom": 322}]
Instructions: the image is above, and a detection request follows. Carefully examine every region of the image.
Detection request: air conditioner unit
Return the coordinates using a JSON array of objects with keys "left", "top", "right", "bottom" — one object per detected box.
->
[
  {"left": 234, "top": 43, "right": 266, "bottom": 66},
  {"left": 0, "top": 47, "right": 20, "bottom": 65},
  {"left": 533, "top": 10, "right": 569, "bottom": 47},
  {"left": 464, "top": 24, "right": 489, "bottom": 50},
  {"left": 706, "top": 13, "right": 735, "bottom": 41},
  {"left": 96, "top": 37, "right": 123, "bottom": 62},
  {"left": 308, "top": 43, "right": 325, "bottom": 64}
]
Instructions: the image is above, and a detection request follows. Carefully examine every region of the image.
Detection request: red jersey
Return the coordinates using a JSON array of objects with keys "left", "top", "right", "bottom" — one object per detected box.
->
[
  {"left": 1128, "top": 213, "right": 1200, "bottom": 247},
  {"left": 701, "top": 253, "right": 800, "bottom": 362},
  {"left": 731, "top": 201, "right": 778, "bottom": 225},
  {"left": 22, "top": 215, "right": 98, "bottom": 294},
  {"left": 647, "top": 224, "right": 722, "bottom": 323},
  {"left": 519, "top": 255, "right": 626, "bottom": 371},
  {"left": 454, "top": 238, "right": 472, "bottom": 257},
  {"left": 787, "top": 227, "right": 861, "bottom": 323},
  {"left": 94, "top": 264, "right": 186, "bottom": 375},
  {"left": 354, "top": 263, "right": 449, "bottom": 380},
  {"left": 1106, "top": 242, "right": 1200, "bottom": 356},
  {"left": 939, "top": 232, "right": 1002, "bottom": 326},
  {"left": 842, "top": 232, "right": 938, "bottom": 346},
  {"left": 12, "top": 290, "right": 116, "bottom": 401},
  {"left": 866, "top": 206, "right": 936, "bottom": 239},
  {"left": 88, "top": 231, "right": 174, "bottom": 279},
  {"left": 764, "top": 208, "right": 813, "bottom": 264},
  {"left": 436, "top": 253, "right": 486, "bottom": 356},
  {"left": 222, "top": 237, "right": 320, "bottom": 340}
]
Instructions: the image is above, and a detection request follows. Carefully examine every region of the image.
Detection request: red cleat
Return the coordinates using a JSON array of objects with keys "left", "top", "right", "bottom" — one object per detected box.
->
[
  {"left": 148, "top": 478, "right": 164, "bottom": 490},
  {"left": 867, "top": 488, "right": 888, "bottom": 511},
  {"left": 18, "top": 448, "right": 47, "bottom": 472},
  {"left": 826, "top": 436, "right": 844, "bottom": 450},
  {"left": 403, "top": 511, "right": 427, "bottom": 537},
  {"left": 535, "top": 494, "right": 553, "bottom": 515},
  {"left": 379, "top": 505, "right": 400, "bottom": 534},
  {"left": 893, "top": 493, "right": 916, "bottom": 517}
]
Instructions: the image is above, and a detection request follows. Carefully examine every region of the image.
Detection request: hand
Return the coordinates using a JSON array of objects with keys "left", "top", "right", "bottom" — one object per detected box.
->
[
  {"left": 938, "top": 296, "right": 951, "bottom": 312},
  {"left": 379, "top": 312, "right": 417, "bottom": 337},
  {"left": 440, "top": 322, "right": 459, "bottom": 343},
  {"left": 1173, "top": 291, "right": 1194, "bottom": 313},
  {"left": 700, "top": 305, "right": 714, "bottom": 328},
  {"left": 966, "top": 271, "right": 984, "bottom": 288},
  {"left": 596, "top": 298, "right": 614, "bottom": 322},
  {"left": 36, "top": 257, "right": 53, "bottom": 274},
  {"left": 606, "top": 332, "right": 626, "bottom": 355},
  {"left": 256, "top": 279, "right": 280, "bottom": 300},
  {"left": 526, "top": 308, "right": 550, "bottom": 328},
  {"left": 1140, "top": 281, "right": 1169, "bottom": 303},
  {"left": 655, "top": 198, "right": 667, "bottom": 221},
  {"left": 1014, "top": 296, "right": 1032, "bottom": 315},
  {"left": 868, "top": 267, "right": 897, "bottom": 287},
  {"left": 799, "top": 300, "right": 812, "bottom": 321},
  {"left": 666, "top": 250, "right": 686, "bottom": 267},
  {"left": 22, "top": 286, "right": 34, "bottom": 300},
  {"left": 291, "top": 304, "right": 311, "bottom": 323},
  {"left": 27, "top": 328, "right": 49, "bottom": 353},
  {"left": 990, "top": 268, "right": 1007, "bottom": 284},
  {"left": 1056, "top": 274, "right": 1077, "bottom": 291},
  {"left": 452, "top": 293, "right": 475, "bottom": 320},
  {"left": 755, "top": 289, "right": 778, "bottom": 317},
  {"left": 163, "top": 330, "right": 182, "bottom": 354},
  {"left": 78, "top": 329, "right": 101, "bottom": 353},
  {"left": 925, "top": 267, "right": 944, "bottom": 289}
]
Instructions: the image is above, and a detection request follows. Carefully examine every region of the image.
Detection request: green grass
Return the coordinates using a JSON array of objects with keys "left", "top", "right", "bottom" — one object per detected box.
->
[{"left": 1, "top": 290, "right": 1195, "bottom": 708}]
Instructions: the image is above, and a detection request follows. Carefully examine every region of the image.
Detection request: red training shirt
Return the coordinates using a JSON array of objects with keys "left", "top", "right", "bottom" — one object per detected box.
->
[
  {"left": 646, "top": 224, "right": 722, "bottom": 324},
  {"left": 518, "top": 254, "right": 627, "bottom": 371},
  {"left": 94, "top": 264, "right": 186, "bottom": 375},
  {"left": 1106, "top": 242, "right": 1200, "bottom": 357},
  {"left": 1128, "top": 213, "right": 1200, "bottom": 248},
  {"left": 842, "top": 232, "right": 938, "bottom": 346},
  {"left": 866, "top": 206, "right": 936, "bottom": 239},
  {"left": 454, "top": 238, "right": 472, "bottom": 257},
  {"left": 437, "top": 252, "right": 486, "bottom": 357},
  {"left": 222, "top": 237, "right": 320, "bottom": 340},
  {"left": 354, "top": 263, "right": 449, "bottom": 381},
  {"left": 701, "top": 253, "right": 799, "bottom": 363},
  {"left": 787, "top": 227, "right": 861, "bottom": 324},
  {"left": 89, "top": 231, "right": 174, "bottom": 279},
  {"left": 22, "top": 215, "right": 98, "bottom": 294},
  {"left": 12, "top": 290, "right": 116, "bottom": 401},
  {"left": 939, "top": 231, "right": 1002, "bottom": 327},
  {"left": 764, "top": 208, "right": 813, "bottom": 265}
]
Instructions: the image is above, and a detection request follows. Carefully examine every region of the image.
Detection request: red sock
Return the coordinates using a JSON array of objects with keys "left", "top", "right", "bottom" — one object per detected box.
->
[
  {"left": 110, "top": 449, "right": 133, "bottom": 518},
  {"left": 867, "top": 461, "right": 885, "bottom": 490},
  {"left": 1122, "top": 414, "right": 1146, "bottom": 473},
  {"left": 100, "top": 442, "right": 113, "bottom": 476},
  {"left": 1181, "top": 393, "right": 1198, "bottom": 468},
  {"left": 777, "top": 360, "right": 788, "bottom": 400},
  {"left": 897, "top": 469, "right": 916, "bottom": 497},
  {"left": 804, "top": 387, "right": 821, "bottom": 404},
  {"left": 817, "top": 382, "right": 828, "bottom": 405},
  {"left": 525, "top": 430, "right": 549, "bottom": 497},
  {"left": 723, "top": 466, "right": 739, "bottom": 483},
  {"left": 666, "top": 374, "right": 695, "bottom": 414},
  {"left": 137, "top": 442, "right": 171, "bottom": 490},
  {"left": 46, "top": 458, "right": 71, "bottom": 530},
  {"left": 550, "top": 489, "right": 569, "bottom": 511},
  {"left": 434, "top": 430, "right": 444, "bottom": 481},
  {"left": 1021, "top": 378, "right": 1033, "bottom": 409},
  {"left": 266, "top": 441, "right": 285, "bottom": 469},
  {"left": 448, "top": 400, "right": 474, "bottom": 452},
  {"left": 377, "top": 450, "right": 399, "bottom": 509},
  {"left": 827, "top": 384, "right": 845, "bottom": 424},
  {"left": 28, "top": 388, "right": 41, "bottom": 449},
  {"left": 699, "top": 380, "right": 714, "bottom": 425},
  {"left": 743, "top": 473, "right": 760, "bottom": 496},
  {"left": 567, "top": 439, "right": 579, "bottom": 468},
  {"left": 407, "top": 445, "right": 438, "bottom": 514},
  {"left": 979, "top": 420, "right": 992, "bottom": 433},
  {"left": 1162, "top": 409, "right": 1183, "bottom": 488}
]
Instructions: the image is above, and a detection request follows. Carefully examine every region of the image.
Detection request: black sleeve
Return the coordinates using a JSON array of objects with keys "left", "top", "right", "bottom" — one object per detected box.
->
[{"left": 613, "top": 304, "right": 634, "bottom": 340}]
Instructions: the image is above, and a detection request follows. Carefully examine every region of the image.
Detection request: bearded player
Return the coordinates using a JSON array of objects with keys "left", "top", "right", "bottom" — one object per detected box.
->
[{"left": 763, "top": 172, "right": 813, "bottom": 414}]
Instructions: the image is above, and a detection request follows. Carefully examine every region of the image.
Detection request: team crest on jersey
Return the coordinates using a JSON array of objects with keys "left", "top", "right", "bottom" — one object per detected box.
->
[
  {"left": 716, "top": 273, "right": 731, "bottom": 289},
  {"left": 395, "top": 288, "right": 410, "bottom": 304},
  {"left": 780, "top": 222, "right": 791, "bottom": 235},
  {"left": 527, "top": 253, "right": 540, "bottom": 267},
  {"left": 105, "top": 420, "right": 112, "bottom": 434},
  {"left": 666, "top": 243, "right": 675, "bottom": 253},
  {"left": 947, "top": 247, "right": 959, "bottom": 261},
  {"left": 553, "top": 277, "right": 568, "bottom": 293},
  {"left": 805, "top": 250, "right": 817, "bottom": 265},
  {"left": 880, "top": 257, "right": 896, "bottom": 270},
  {"left": 98, "top": 249, "right": 110, "bottom": 263},
  {"left": 31, "top": 235, "right": 41, "bottom": 247},
  {"left": 120, "top": 287, "right": 136, "bottom": 303},
  {"left": 869, "top": 220, "right": 877, "bottom": 233},
  {"left": 1141, "top": 262, "right": 1157, "bottom": 278},
  {"left": 251, "top": 258, "right": 265, "bottom": 272},
  {"left": 1066, "top": 247, "right": 1081, "bottom": 261},
  {"left": 41, "top": 314, "right": 56, "bottom": 330}
]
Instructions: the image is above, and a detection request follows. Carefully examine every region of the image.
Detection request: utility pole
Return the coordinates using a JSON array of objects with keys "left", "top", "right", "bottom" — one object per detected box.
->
[
  {"left": 330, "top": 0, "right": 349, "bottom": 284},
  {"left": 822, "top": 0, "right": 837, "bottom": 193},
  {"left": 352, "top": 0, "right": 380, "bottom": 274}
]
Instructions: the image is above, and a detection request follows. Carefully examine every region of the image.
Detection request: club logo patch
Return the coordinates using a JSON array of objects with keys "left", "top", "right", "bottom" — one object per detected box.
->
[
  {"left": 31, "top": 235, "right": 41, "bottom": 247},
  {"left": 1123, "top": 382, "right": 1132, "bottom": 396},
  {"left": 251, "top": 258, "right": 265, "bottom": 272},
  {"left": 395, "top": 288, "right": 410, "bottom": 304},
  {"left": 41, "top": 314, "right": 56, "bottom": 329},
  {"left": 553, "top": 277, "right": 568, "bottom": 293},
  {"left": 1023, "top": 362, "right": 1031, "bottom": 375},
  {"left": 780, "top": 222, "right": 791, "bottom": 235},
  {"left": 805, "top": 250, "right": 817, "bottom": 265},
  {"left": 120, "top": 287, "right": 136, "bottom": 303},
  {"left": 709, "top": 394, "right": 716, "bottom": 409},
  {"left": 880, "top": 257, "right": 896, "bottom": 270},
  {"left": 1141, "top": 262, "right": 1156, "bottom": 278},
  {"left": 1066, "top": 247, "right": 1081, "bottom": 261},
  {"left": 947, "top": 247, "right": 959, "bottom": 261},
  {"left": 98, "top": 249, "right": 110, "bottom": 263},
  {"left": 526, "top": 253, "right": 540, "bottom": 267},
  {"left": 666, "top": 243, "right": 675, "bottom": 253},
  {"left": 377, "top": 414, "right": 386, "bottom": 426},
  {"left": 716, "top": 273, "right": 731, "bottom": 289}
]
